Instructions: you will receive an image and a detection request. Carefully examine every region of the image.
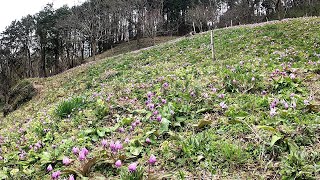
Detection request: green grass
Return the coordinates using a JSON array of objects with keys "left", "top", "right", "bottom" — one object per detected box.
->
[
  {"left": 0, "top": 17, "right": 319, "bottom": 179},
  {"left": 55, "top": 96, "right": 85, "bottom": 119}
]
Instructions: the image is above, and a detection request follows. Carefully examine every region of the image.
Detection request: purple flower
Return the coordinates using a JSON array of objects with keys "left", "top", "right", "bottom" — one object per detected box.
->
[
  {"left": 211, "top": 88, "right": 217, "bottom": 93},
  {"left": 147, "top": 92, "right": 153, "bottom": 98},
  {"left": 289, "top": 73, "right": 296, "bottom": 79},
  {"left": 118, "top": 127, "right": 125, "bottom": 133},
  {"left": 125, "top": 138, "right": 130, "bottom": 144},
  {"left": 51, "top": 171, "right": 61, "bottom": 180},
  {"left": 78, "top": 151, "right": 86, "bottom": 161},
  {"left": 218, "top": 94, "right": 225, "bottom": 99},
  {"left": 35, "top": 142, "right": 41, "bottom": 148},
  {"left": 115, "top": 160, "right": 122, "bottom": 168},
  {"left": 69, "top": 175, "right": 75, "bottom": 180},
  {"left": 0, "top": 156, "right": 3, "bottom": 161},
  {"left": 156, "top": 115, "right": 162, "bottom": 122},
  {"left": 190, "top": 92, "right": 196, "bottom": 97},
  {"left": 148, "top": 103, "right": 155, "bottom": 110},
  {"left": 163, "top": 82, "right": 169, "bottom": 89},
  {"left": 148, "top": 155, "right": 157, "bottom": 165},
  {"left": 145, "top": 100, "right": 151, "bottom": 106},
  {"left": 304, "top": 100, "right": 310, "bottom": 105},
  {"left": 270, "top": 108, "right": 277, "bottom": 117},
  {"left": 131, "top": 122, "right": 137, "bottom": 128},
  {"left": 72, "top": 147, "right": 79, "bottom": 155},
  {"left": 219, "top": 102, "right": 228, "bottom": 109},
  {"left": 115, "top": 141, "right": 123, "bottom": 151},
  {"left": 261, "top": 90, "right": 267, "bottom": 95},
  {"left": 110, "top": 141, "right": 116, "bottom": 150},
  {"left": 101, "top": 139, "right": 108, "bottom": 147},
  {"left": 110, "top": 141, "right": 123, "bottom": 152},
  {"left": 161, "top": 99, "right": 167, "bottom": 104},
  {"left": 47, "top": 164, "right": 53, "bottom": 172},
  {"left": 63, "top": 157, "right": 71, "bottom": 166},
  {"left": 251, "top": 77, "right": 255, "bottom": 81},
  {"left": 153, "top": 110, "right": 159, "bottom": 115},
  {"left": 128, "top": 162, "right": 137, "bottom": 172},
  {"left": 19, "top": 152, "right": 26, "bottom": 160},
  {"left": 81, "top": 148, "right": 89, "bottom": 156},
  {"left": 283, "top": 102, "right": 289, "bottom": 109},
  {"left": 270, "top": 99, "right": 279, "bottom": 109},
  {"left": 146, "top": 138, "right": 151, "bottom": 144}
]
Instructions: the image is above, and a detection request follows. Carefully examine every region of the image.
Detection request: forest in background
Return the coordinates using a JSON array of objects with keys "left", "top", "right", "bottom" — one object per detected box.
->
[{"left": 1, "top": 0, "right": 320, "bottom": 105}]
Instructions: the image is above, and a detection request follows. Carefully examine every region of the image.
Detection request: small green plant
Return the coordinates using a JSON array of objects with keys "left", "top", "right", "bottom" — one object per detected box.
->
[
  {"left": 55, "top": 97, "right": 85, "bottom": 118},
  {"left": 271, "top": 76, "right": 298, "bottom": 93},
  {"left": 94, "top": 99, "right": 110, "bottom": 120},
  {"left": 280, "top": 151, "right": 319, "bottom": 180},
  {"left": 120, "top": 166, "right": 144, "bottom": 180},
  {"left": 222, "top": 64, "right": 262, "bottom": 93},
  {"left": 181, "top": 129, "right": 250, "bottom": 169},
  {"left": 218, "top": 141, "right": 248, "bottom": 165}
]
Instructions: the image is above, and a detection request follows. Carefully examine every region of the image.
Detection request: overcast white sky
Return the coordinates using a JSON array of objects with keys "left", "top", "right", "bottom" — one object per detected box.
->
[{"left": 0, "top": 0, "right": 85, "bottom": 32}]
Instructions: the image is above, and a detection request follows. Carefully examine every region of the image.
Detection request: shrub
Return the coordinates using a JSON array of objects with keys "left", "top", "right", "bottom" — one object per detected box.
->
[
  {"left": 55, "top": 97, "right": 85, "bottom": 118},
  {"left": 3, "top": 79, "right": 36, "bottom": 116}
]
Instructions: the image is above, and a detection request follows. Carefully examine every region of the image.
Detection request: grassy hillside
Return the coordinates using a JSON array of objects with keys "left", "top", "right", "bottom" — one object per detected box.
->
[
  {"left": 84, "top": 36, "right": 179, "bottom": 63},
  {"left": 0, "top": 17, "right": 319, "bottom": 179}
]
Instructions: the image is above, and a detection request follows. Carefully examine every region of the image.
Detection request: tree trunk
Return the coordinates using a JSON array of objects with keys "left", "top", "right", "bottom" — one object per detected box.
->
[
  {"left": 40, "top": 44, "right": 47, "bottom": 77},
  {"left": 27, "top": 48, "right": 32, "bottom": 77},
  {"left": 136, "top": 20, "right": 142, "bottom": 49},
  {"left": 92, "top": 38, "right": 97, "bottom": 61},
  {"left": 81, "top": 40, "right": 85, "bottom": 62}
]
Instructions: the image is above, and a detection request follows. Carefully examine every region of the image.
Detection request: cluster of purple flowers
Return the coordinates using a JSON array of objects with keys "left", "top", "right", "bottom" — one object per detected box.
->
[
  {"left": 19, "top": 151, "right": 27, "bottom": 160},
  {"left": 51, "top": 171, "right": 61, "bottom": 180},
  {"left": 280, "top": 62, "right": 292, "bottom": 70},
  {"left": 31, "top": 141, "right": 42, "bottom": 151},
  {"left": 130, "top": 119, "right": 142, "bottom": 131},
  {"left": 307, "top": 60, "right": 319, "bottom": 65},
  {"left": 122, "top": 155, "right": 157, "bottom": 173},
  {"left": 270, "top": 97, "right": 298, "bottom": 117},
  {"left": 109, "top": 140, "right": 123, "bottom": 153},
  {"left": 270, "top": 68, "right": 288, "bottom": 78},
  {"left": 72, "top": 147, "right": 89, "bottom": 161},
  {"left": 47, "top": 147, "right": 89, "bottom": 179},
  {"left": 145, "top": 90, "right": 167, "bottom": 122}
]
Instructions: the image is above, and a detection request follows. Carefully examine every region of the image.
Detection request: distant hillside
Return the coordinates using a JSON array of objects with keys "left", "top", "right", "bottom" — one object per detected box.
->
[{"left": 0, "top": 17, "right": 319, "bottom": 179}]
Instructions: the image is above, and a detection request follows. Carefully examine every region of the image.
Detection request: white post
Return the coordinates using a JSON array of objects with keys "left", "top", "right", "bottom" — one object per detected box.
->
[
  {"left": 231, "top": 20, "right": 233, "bottom": 27},
  {"left": 193, "top": 22, "right": 196, "bottom": 33},
  {"left": 211, "top": 30, "right": 215, "bottom": 61}
]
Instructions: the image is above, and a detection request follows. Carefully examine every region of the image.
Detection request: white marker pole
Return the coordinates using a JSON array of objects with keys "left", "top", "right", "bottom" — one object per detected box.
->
[{"left": 211, "top": 30, "right": 215, "bottom": 61}]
